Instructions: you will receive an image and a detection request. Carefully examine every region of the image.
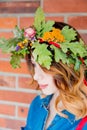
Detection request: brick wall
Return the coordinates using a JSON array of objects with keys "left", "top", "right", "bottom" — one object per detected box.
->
[{"left": 0, "top": 0, "right": 87, "bottom": 129}]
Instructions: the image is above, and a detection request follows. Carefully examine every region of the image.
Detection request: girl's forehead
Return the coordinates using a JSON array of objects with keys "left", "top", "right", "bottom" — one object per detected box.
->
[{"left": 31, "top": 57, "right": 39, "bottom": 66}]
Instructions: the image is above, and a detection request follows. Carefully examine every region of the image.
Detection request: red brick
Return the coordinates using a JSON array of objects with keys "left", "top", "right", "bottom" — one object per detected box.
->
[
  {"left": 68, "top": 16, "right": 87, "bottom": 29},
  {"left": 0, "top": 75, "right": 16, "bottom": 88},
  {"left": 44, "top": 0, "right": 87, "bottom": 13},
  {"left": 0, "top": 118, "right": 25, "bottom": 129},
  {"left": 0, "top": 32, "right": 13, "bottom": 39},
  {"left": 19, "top": 16, "right": 64, "bottom": 29},
  {"left": 18, "top": 77, "right": 38, "bottom": 89},
  {"left": 0, "top": 118, "right": 6, "bottom": 127},
  {"left": 0, "top": 1, "right": 40, "bottom": 13},
  {"left": 80, "top": 33, "right": 87, "bottom": 44},
  {"left": 46, "top": 17, "right": 64, "bottom": 22},
  {"left": 0, "top": 104, "right": 15, "bottom": 116},
  {"left": 0, "top": 90, "right": 37, "bottom": 104},
  {"left": 0, "top": 17, "right": 17, "bottom": 29},
  {"left": 18, "top": 106, "right": 28, "bottom": 118},
  {"left": 20, "top": 17, "right": 34, "bottom": 29},
  {"left": 0, "top": 60, "right": 30, "bottom": 74}
]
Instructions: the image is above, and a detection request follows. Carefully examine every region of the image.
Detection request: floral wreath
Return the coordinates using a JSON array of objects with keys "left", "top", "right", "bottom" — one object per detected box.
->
[{"left": 0, "top": 7, "right": 87, "bottom": 85}]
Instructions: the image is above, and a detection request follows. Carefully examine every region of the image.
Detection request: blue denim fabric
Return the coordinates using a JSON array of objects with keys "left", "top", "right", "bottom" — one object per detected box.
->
[
  {"left": 82, "top": 123, "right": 87, "bottom": 130},
  {"left": 21, "top": 95, "right": 87, "bottom": 130}
]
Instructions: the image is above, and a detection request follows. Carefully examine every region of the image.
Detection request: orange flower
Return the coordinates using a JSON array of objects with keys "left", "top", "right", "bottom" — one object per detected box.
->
[
  {"left": 42, "top": 32, "right": 52, "bottom": 41},
  {"left": 23, "top": 39, "right": 28, "bottom": 44},
  {"left": 42, "top": 28, "right": 65, "bottom": 43},
  {"left": 18, "top": 42, "right": 24, "bottom": 48}
]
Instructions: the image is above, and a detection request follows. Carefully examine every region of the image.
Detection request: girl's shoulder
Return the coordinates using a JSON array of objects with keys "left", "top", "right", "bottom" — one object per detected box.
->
[
  {"left": 76, "top": 116, "right": 87, "bottom": 130},
  {"left": 30, "top": 95, "right": 41, "bottom": 106}
]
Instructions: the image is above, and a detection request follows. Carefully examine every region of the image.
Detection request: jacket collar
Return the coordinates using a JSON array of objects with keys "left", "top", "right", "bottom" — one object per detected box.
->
[{"left": 40, "top": 94, "right": 53, "bottom": 109}]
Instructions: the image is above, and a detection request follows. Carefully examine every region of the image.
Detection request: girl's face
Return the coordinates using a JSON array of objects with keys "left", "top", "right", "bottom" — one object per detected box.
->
[{"left": 32, "top": 59, "right": 58, "bottom": 95}]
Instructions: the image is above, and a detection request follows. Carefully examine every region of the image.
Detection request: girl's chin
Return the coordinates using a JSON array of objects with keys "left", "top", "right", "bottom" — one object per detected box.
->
[{"left": 41, "top": 90, "right": 54, "bottom": 96}]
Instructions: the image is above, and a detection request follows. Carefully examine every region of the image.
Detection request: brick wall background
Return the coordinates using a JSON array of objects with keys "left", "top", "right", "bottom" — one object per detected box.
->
[{"left": 0, "top": 0, "right": 87, "bottom": 129}]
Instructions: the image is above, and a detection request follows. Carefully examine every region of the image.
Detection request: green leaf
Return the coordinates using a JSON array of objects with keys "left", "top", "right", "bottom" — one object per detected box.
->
[
  {"left": 79, "top": 39, "right": 87, "bottom": 57},
  {"left": 0, "top": 26, "right": 25, "bottom": 54},
  {"left": 0, "top": 38, "right": 17, "bottom": 53},
  {"left": 10, "top": 53, "right": 22, "bottom": 68},
  {"left": 15, "top": 47, "right": 29, "bottom": 56},
  {"left": 34, "top": 7, "right": 54, "bottom": 37},
  {"left": 74, "top": 58, "right": 81, "bottom": 71},
  {"left": 13, "top": 25, "right": 24, "bottom": 39},
  {"left": 38, "top": 55, "right": 52, "bottom": 69},
  {"left": 0, "top": 38, "right": 7, "bottom": 51},
  {"left": 34, "top": 7, "right": 45, "bottom": 35},
  {"left": 61, "top": 41, "right": 87, "bottom": 57},
  {"left": 66, "top": 57, "right": 75, "bottom": 65},
  {"left": 42, "top": 21, "right": 55, "bottom": 35},
  {"left": 61, "top": 26, "right": 77, "bottom": 42},
  {"left": 32, "top": 42, "right": 52, "bottom": 69},
  {"left": 0, "top": 37, "right": 6, "bottom": 44},
  {"left": 51, "top": 45, "right": 67, "bottom": 64},
  {"left": 84, "top": 59, "right": 87, "bottom": 66}
]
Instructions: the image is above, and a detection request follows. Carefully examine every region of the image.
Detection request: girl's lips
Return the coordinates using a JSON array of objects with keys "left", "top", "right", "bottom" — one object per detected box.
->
[{"left": 39, "top": 84, "right": 48, "bottom": 89}]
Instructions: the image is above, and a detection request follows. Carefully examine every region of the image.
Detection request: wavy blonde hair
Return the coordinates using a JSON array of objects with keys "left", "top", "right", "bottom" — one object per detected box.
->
[
  {"left": 26, "top": 56, "right": 87, "bottom": 119},
  {"left": 42, "top": 62, "right": 87, "bottom": 120}
]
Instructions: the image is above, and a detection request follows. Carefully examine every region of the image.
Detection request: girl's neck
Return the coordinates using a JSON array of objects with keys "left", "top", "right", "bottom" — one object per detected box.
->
[{"left": 49, "top": 92, "right": 64, "bottom": 113}]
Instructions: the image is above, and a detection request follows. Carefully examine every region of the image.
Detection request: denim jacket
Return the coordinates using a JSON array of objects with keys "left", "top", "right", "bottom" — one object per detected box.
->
[{"left": 21, "top": 94, "right": 87, "bottom": 130}]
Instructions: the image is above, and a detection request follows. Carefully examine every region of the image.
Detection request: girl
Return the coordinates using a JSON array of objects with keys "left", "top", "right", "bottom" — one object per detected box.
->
[
  {"left": 0, "top": 7, "right": 87, "bottom": 130},
  {"left": 21, "top": 21, "right": 87, "bottom": 129}
]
